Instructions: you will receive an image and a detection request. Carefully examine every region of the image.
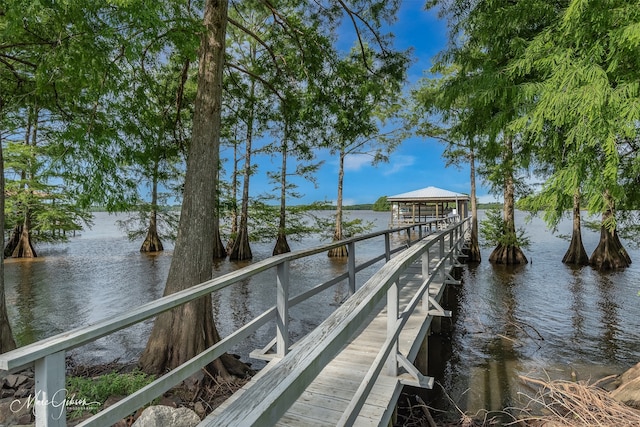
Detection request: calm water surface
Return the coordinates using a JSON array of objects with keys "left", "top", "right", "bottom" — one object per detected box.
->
[
  {"left": 436, "top": 210, "right": 640, "bottom": 415},
  {"left": 4, "top": 210, "right": 640, "bottom": 412}
]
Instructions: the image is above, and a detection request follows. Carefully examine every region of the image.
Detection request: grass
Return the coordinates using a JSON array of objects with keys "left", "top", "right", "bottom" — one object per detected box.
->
[{"left": 65, "top": 370, "right": 155, "bottom": 418}]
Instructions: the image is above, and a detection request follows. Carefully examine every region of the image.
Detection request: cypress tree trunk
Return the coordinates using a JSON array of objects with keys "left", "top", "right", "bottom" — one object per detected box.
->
[
  {"left": 226, "top": 135, "right": 240, "bottom": 254},
  {"left": 213, "top": 221, "right": 226, "bottom": 259},
  {"left": 213, "top": 158, "right": 226, "bottom": 259},
  {"left": 9, "top": 110, "right": 38, "bottom": 259},
  {"left": 273, "top": 140, "right": 290, "bottom": 256},
  {"left": 4, "top": 225, "right": 21, "bottom": 258},
  {"left": 139, "top": 0, "right": 251, "bottom": 379},
  {"left": 562, "top": 190, "right": 588, "bottom": 265},
  {"left": 11, "top": 213, "right": 37, "bottom": 258},
  {"left": 467, "top": 148, "right": 481, "bottom": 262},
  {"left": 228, "top": 77, "right": 256, "bottom": 261},
  {"left": 589, "top": 198, "right": 631, "bottom": 270},
  {"left": 328, "top": 148, "right": 348, "bottom": 257},
  {"left": 140, "top": 212, "right": 163, "bottom": 252},
  {"left": 489, "top": 136, "right": 527, "bottom": 265},
  {"left": 140, "top": 168, "right": 163, "bottom": 252},
  {"left": 0, "top": 134, "right": 17, "bottom": 352}
]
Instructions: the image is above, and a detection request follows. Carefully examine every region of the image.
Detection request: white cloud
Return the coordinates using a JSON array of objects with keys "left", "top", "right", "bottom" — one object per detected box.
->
[
  {"left": 343, "top": 154, "right": 372, "bottom": 171},
  {"left": 384, "top": 155, "right": 416, "bottom": 176}
]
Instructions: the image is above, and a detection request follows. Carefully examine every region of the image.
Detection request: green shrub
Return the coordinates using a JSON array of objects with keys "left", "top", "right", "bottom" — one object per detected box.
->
[{"left": 65, "top": 370, "right": 155, "bottom": 417}]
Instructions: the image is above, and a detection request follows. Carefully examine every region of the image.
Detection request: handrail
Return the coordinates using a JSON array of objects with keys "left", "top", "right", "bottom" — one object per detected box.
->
[
  {"left": 206, "top": 217, "right": 470, "bottom": 426},
  {"left": 0, "top": 217, "right": 450, "bottom": 427},
  {"left": 338, "top": 223, "right": 468, "bottom": 425}
]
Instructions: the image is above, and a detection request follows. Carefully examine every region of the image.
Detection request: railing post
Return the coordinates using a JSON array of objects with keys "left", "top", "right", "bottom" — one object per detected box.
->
[
  {"left": 34, "top": 351, "right": 66, "bottom": 427},
  {"left": 453, "top": 226, "right": 458, "bottom": 252},
  {"left": 439, "top": 236, "right": 445, "bottom": 282},
  {"left": 418, "top": 225, "right": 423, "bottom": 240},
  {"left": 386, "top": 280, "right": 399, "bottom": 376},
  {"left": 276, "top": 261, "right": 290, "bottom": 357},
  {"left": 406, "top": 228, "right": 411, "bottom": 246},
  {"left": 384, "top": 233, "right": 391, "bottom": 262},
  {"left": 348, "top": 241, "right": 356, "bottom": 295},
  {"left": 449, "top": 230, "right": 454, "bottom": 266},
  {"left": 421, "top": 247, "right": 430, "bottom": 312}
]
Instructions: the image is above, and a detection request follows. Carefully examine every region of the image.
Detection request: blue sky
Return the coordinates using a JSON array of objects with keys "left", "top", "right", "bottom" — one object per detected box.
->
[{"left": 232, "top": 1, "right": 500, "bottom": 206}]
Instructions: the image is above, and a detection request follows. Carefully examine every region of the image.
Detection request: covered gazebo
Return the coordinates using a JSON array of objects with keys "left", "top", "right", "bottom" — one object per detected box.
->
[{"left": 387, "top": 186, "right": 470, "bottom": 228}]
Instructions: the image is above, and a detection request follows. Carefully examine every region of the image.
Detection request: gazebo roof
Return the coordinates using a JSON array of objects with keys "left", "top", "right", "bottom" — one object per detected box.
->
[{"left": 387, "top": 186, "right": 469, "bottom": 202}]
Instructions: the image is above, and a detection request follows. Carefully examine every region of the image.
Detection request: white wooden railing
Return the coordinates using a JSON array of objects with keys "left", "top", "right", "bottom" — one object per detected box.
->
[
  {"left": 0, "top": 218, "right": 467, "bottom": 427},
  {"left": 207, "top": 217, "right": 470, "bottom": 426}
]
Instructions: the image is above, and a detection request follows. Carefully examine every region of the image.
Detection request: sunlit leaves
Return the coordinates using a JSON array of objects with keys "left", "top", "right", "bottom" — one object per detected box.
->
[{"left": 510, "top": 0, "right": 640, "bottom": 233}]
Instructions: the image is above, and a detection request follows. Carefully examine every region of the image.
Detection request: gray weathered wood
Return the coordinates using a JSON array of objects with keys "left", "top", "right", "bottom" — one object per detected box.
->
[
  {"left": 35, "top": 351, "right": 66, "bottom": 427},
  {"left": 348, "top": 242, "right": 356, "bottom": 294},
  {"left": 206, "top": 220, "right": 470, "bottom": 426},
  {"left": 0, "top": 222, "right": 426, "bottom": 372},
  {"left": 276, "top": 261, "right": 290, "bottom": 357}
]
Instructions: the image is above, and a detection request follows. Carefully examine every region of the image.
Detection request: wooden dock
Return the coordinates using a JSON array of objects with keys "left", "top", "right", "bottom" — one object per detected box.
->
[{"left": 205, "top": 230, "right": 465, "bottom": 426}]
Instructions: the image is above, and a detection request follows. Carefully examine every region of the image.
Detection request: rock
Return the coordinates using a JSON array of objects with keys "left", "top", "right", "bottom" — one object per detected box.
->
[
  {"left": 611, "top": 362, "right": 640, "bottom": 409},
  {"left": 0, "top": 397, "right": 33, "bottom": 425},
  {"left": 1, "top": 388, "right": 15, "bottom": 398},
  {"left": 4, "top": 374, "right": 30, "bottom": 389},
  {"left": 14, "top": 384, "right": 34, "bottom": 399},
  {"left": 131, "top": 406, "right": 200, "bottom": 427}
]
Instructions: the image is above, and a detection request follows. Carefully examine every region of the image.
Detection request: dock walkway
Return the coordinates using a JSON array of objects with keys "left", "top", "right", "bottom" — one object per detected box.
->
[{"left": 206, "top": 230, "right": 466, "bottom": 426}]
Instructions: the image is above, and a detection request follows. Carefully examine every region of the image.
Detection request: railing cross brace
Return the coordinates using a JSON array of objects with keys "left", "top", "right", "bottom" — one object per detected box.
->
[
  {"left": 444, "top": 273, "right": 461, "bottom": 285},
  {"left": 397, "top": 354, "right": 434, "bottom": 389},
  {"left": 427, "top": 296, "right": 452, "bottom": 318}
]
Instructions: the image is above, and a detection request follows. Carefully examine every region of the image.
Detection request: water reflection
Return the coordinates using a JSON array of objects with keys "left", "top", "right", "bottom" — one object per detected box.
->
[
  {"left": 466, "top": 265, "right": 524, "bottom": 412},
  {"left": 14, "top": 261, "right": 39, "bottom": 345},
  {"left": 596, "top": 273, "right": 621, "bottom": 362},
  {"left": 435, "top": 211, "right": 640, "bottom": 420},
  {"left": 568, "top": 267, "right": 586, "bottom": 345}
]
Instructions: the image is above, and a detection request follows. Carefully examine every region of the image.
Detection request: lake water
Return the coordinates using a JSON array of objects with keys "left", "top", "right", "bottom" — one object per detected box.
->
[
  {"left": 4, "top": 210, "right": 640, "bottom": 415},
  {"left": 431, "top": 210, "right": 640, "bottom": 416}
]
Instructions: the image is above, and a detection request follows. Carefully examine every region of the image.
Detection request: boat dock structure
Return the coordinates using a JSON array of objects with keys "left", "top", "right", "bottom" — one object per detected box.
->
[
  {"left": 0, "top": 217, "right": 471, "bottom": 427},
  {"left": 387, "top": 186, "right": 470, "bottom": 229}
]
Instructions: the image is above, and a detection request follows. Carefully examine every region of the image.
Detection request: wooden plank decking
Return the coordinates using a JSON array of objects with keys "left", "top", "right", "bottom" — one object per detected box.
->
[{"left": 206, "top": 239, "right": 458, "bottom": 427}]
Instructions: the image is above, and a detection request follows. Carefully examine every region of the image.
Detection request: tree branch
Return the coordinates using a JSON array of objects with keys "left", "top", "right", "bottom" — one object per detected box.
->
[
  {"left": 225, "top": 62, "right": 285, "bottom": 102},
  {"left": 227, "top": 16, "right": 285, "bottom": 76}
]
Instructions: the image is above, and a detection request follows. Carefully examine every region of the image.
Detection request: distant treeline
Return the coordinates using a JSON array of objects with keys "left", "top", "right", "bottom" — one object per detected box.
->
[
  {"left": 477, "top": 202, "right": 503, "bottom": 209},
  {"left": 91, "top": 202, "right": 502, "bottom": 213},
  {"left": 312, "top": 204, "right": 374, "bottom": 211}
]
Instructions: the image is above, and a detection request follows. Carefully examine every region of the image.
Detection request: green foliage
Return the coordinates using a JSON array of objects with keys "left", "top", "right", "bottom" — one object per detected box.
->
[
  {"left": 116, "top": 204, "right": 180, "bottom": 243},
  {"left": 3, "top": 139, "right": 93, "bottom": 243},
  {"left": 425, "top": 0, "right": 640, "bottom": 243},
  {"left": 65, "top": 370, "right": 155, "bottom": 417},
  {"left": 1, "top": 0, "right": 197, "bottom": 250},
  {"left": 242, "top": 200, "right": 326, "bottom": 243},
  {"left": 314, "top": 212, "right": 375, "bottom": 241},
  {"left": 480, "top": 208, "right": 530, "bottom": 248},
  {"left": 372, "top": 196, "right": 390, "bottom": 211},
  {"left": 506, "top": 0, "right": 640, "bottom": 229}
]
